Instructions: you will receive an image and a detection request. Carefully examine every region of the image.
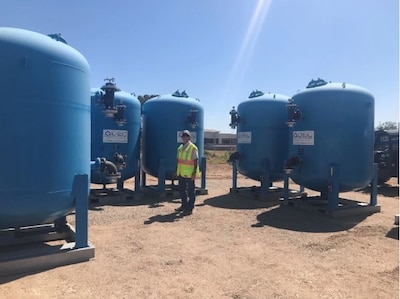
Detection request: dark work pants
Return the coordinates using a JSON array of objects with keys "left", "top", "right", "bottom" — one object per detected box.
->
[{"left": 178, "top": 176, "right": 195, "bottom": 211}]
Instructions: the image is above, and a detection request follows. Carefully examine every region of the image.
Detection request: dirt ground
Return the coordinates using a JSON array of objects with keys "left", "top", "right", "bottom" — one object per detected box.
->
[{"left": 0, "top": 164, "right": 398, "bottom": 299}]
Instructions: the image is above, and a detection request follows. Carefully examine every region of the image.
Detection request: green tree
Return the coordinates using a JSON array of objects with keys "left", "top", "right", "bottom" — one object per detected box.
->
[{"left": 375, "top": 121, "right": 398, "bottom": 130}]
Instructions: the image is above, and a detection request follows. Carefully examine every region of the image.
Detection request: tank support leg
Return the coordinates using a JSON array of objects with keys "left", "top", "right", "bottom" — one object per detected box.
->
[
  {"left": 117, "top": 179, "right": 124, "bottom": 190},
  {"left": 232, "top": 161, "right": 237, "bottom": 191},
  {"left": 200, "top": 157, "right": 206, "bottom": 190},
  {"left": 370, "top": 163, "right": 378, "bottom": 206},
  {"left": 327, "top": 164, "right": 340, "bottom": 210},
  {"left": 283, "top": 173, "right": 289, "bottom": 200},
  {"left": 141, "top": 170, "right": 146, "bottom": 187},
  {"left": 158, "top": 158, "right": 166, "bottom": 192},
  {"left": 54, "top": 216, "right": 67, "bottom": 227},
  {"left": 261, "top": 160, "right": 270, "bottom": 195},
  {"left": 72, "top": 174, "right": 89, "bottom": 249},
  {"left": 135, "top": 158, "right": 141, "bottom": 195}
]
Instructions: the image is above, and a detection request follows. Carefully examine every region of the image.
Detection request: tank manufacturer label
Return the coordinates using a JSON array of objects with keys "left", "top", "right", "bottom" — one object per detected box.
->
[
  {"left": 237, "top": 131, "right": 252, "bottom": 144},
  {"left": 103, "top": 129, "right": 128, "bottom": 143},
  {"left": 293, "top": 130, "right": 314, "bottom": 145}
]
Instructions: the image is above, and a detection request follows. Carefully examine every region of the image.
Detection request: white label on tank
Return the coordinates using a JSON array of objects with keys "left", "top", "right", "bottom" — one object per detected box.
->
[
  {"left": 237, "top": 131, "right": 252, "bottom": 144},
  {"left": 177, "top": 131, "right": 197, "bottom": 143},
  {"left": 103, "top": 129, "right": 128, "bottom": 143},
  {"left": 293, "top": 130, "right": 314, "bottom": 145}
]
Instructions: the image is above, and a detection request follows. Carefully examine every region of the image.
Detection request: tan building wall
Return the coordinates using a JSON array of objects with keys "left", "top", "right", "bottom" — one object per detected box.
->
[{"left": 204, "top": 129, "right": 236, "bottom": 151}]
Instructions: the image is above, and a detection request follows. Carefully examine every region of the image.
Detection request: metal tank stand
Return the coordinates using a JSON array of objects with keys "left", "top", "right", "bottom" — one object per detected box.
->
[
  {"left": 90, "top": 158, "right": 141, "bottom": 203},
  {"left": 281, "top": 164, "right": 381, "bottom": 218},
  {"left": 141, "top": 157, "right": 174, "bottom": 197},
  {"left": 134, "top": 158, "right": 141, "bottom": 195},
  {"left": 141, "top": 157, "right": 208, "bottom": 198},
  {"left": 195, "top": 157, "right": 209, "bottom": 195},
  {"left": 282, "top": 172, "right": 306, "bottom": 200},
  {"left": 115, "top": 157, "right": 141, "bottom": 197},
  {"left": 0, "top": 174, "right": 95, "bottom": 277},
  {"left": 260, "top": 160, "right": 271, "bottom": 196},
  {"left": 229, "top": 159, "right": 303, "bottom": 200}
]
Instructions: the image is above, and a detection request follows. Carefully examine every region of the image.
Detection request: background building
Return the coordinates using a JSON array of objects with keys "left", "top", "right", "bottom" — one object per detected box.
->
[{"left": 204, "top": 129, "right": 236, "bottom": 151}]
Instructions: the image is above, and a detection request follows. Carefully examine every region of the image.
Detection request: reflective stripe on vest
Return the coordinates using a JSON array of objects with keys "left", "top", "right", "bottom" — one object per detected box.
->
[{"left": 177, "top": 142, "right": 200, "bottom": 177}]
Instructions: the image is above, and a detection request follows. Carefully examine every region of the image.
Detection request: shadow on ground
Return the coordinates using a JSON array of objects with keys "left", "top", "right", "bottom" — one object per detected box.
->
[
  {"left": 360, "top": 183, "right": 399, "bottom": 198},
  {"left": 205, "top": 192, "right": 376, "bottom": 233},
  {"left": 204, "top": 193, "right": 280, "bottom": 210},
  {"left": 252, "top": 205, "right": 374, "bottom": 233},
  {"left": 143, "top": 211, "right": 189, "bottom": 224},
  {"left": 386, "top": 226, "right": 399, "bottom": 240},
  {"left": 89, "top": 188, "right": 179, "bottom": 211}
]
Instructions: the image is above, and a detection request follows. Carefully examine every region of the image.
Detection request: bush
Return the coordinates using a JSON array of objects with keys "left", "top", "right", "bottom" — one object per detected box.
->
[{"left": 204, "top": 150, "right": 233, "bottom": 165}]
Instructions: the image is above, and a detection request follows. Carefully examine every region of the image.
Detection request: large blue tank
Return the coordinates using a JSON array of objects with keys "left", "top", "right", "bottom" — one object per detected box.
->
[
  {"left": 374, "top": 129, "right": 399, "bottom": 183},
  {"left": 90, "top": 80, "right": 141, "bottom": 186},
  {"left": 142, "top": 91, "right": 204, "bottom": 179},
  {"left": 285, "top": 79, "right": 375, "bottom": 192},
  {"left": 232, "top": 90, "right": 290, "bottom": 182},
  {"left": 0, "top": 27, "right": 90, "bottom": 229}
]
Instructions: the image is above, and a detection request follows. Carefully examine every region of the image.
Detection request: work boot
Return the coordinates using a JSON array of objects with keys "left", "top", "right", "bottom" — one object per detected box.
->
[
  {"left": 181, "top": 210, "right": 192, "bottom": 216},
  {"left": 175, "top": 206, "right": 184, "bottom": 212}
]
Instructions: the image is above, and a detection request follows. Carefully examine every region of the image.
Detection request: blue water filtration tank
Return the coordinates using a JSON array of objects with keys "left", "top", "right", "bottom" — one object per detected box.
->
[
  {"left": 374, "top": 129, "right": 399, "bottom": 183},
  {"left": 233, "top": 90, "right": 290, "bottom": 181},
  {"left": 142, "top": 91, "right": 204, "bottom": 179},
  {"left": 286, "top": 79, "right": 375, "bottom": 192},
  {"left": 0, "top": 27, "right": 90, "bottom": 229},
  {"left": 90, "top": 80, "right": 141, "bottom": 185}
]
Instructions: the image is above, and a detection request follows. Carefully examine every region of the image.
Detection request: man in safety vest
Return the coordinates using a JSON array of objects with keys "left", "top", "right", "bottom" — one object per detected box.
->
[{"left": 175, "top": 129, "right": 200, "bottom": 216}]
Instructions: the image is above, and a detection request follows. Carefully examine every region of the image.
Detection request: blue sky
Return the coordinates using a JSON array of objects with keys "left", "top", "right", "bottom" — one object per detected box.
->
[{"left": 2, "top": 0, "right": 398, "bottom": 133}]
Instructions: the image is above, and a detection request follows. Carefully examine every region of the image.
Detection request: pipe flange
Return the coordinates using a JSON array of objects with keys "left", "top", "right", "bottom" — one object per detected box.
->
[
  {"left": 105, "top": 173, "right": 121, "bottom": 183},
  {"left": 103, "top": 108, "right": 118, "bottom": 117}
]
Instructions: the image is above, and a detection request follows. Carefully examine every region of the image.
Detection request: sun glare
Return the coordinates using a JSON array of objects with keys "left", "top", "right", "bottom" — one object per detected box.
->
[{"left": 222, "top": 0, "right": 272, "bottom": 103}]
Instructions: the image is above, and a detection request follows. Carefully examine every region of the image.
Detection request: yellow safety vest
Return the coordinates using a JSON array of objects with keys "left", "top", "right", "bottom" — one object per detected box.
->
[{"left": 176, "top": 142, "right": 200, "bottom": 178}]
